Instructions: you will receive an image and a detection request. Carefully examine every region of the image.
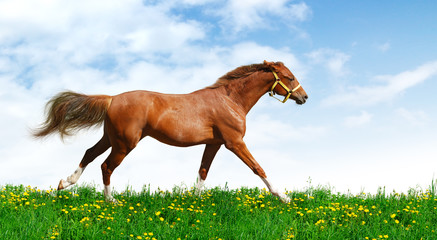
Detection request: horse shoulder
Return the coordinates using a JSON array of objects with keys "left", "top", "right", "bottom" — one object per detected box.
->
[{"left": 208, "top": 94, "right": 247, "bottom": 139}]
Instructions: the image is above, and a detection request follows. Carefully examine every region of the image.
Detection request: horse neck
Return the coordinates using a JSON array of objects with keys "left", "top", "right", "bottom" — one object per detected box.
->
[{"left": 224, "top": 71, "right": 274, "bottom": 114}]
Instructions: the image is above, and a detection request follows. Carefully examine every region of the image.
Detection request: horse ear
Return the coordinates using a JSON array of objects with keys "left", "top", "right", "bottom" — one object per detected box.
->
[
  {"left": 264, "top": 60, "right": 273, "bottom": 66},
  {"left": 263, "top": 60, "right": 276, "bottom": 69},
  {"left": 264, "top": 60, "right": 280, "bottom": 71}
]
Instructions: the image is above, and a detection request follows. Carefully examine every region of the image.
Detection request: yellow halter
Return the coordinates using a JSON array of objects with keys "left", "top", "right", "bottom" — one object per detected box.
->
[{"left": 269, "top": 71, "right": 301, "bottom": 103}]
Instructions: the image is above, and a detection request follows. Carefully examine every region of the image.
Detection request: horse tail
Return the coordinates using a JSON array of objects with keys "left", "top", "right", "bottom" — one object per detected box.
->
[{"left": 32, "top": 91, "right": 113, "bottom": 140}]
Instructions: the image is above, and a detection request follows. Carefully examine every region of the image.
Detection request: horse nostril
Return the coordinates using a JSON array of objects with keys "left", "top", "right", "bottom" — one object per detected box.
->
[{"left": 304, "top": 95, "right": 308, "bottom": 100}]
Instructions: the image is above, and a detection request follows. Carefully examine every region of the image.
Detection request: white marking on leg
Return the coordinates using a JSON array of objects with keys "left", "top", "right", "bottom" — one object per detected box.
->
[
  {"left": 67, "top": 167, "right": 85, "bottom": 184},
  {"left": 261, "top": 177, "right": 290, "bottom": 203},
  {"left": 58, "top": 167, "right": 85, "bottom": 190},
  {"left": 104, "top": 184, "right": 111, "bottom": 198},
  {"left": 104, "top": 184, "right": 116, "bottom": 203},
  {"left": 195, "top": 173, "right": 205, "bottom": 196}
]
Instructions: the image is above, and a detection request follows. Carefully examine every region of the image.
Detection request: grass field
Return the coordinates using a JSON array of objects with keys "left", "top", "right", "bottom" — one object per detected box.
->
[{"left": 1, "top": 182, "right": 436, "bottom": 239}]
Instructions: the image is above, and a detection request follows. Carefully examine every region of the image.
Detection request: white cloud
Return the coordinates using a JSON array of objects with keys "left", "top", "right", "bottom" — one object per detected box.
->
[
  {"left": 216, "top": 0, "right": 311, "bottom": 33},
  {"left": 395, "top": 108, "right": 429, "bottom": 126},
  {"left": 0, "top": 0, "right": 206, "bottom": 71},
  {"left": 324, "top": 61, "right": 437, "bottom": 106},
  {"left": 344, "top": 111, "right": 373, "bottom": 128},
  {"left": 246, "top": 114, "right": 328, "bottom": 146},
  {"left": 306, "top": 48, "right": 350, "bottom": 77}
]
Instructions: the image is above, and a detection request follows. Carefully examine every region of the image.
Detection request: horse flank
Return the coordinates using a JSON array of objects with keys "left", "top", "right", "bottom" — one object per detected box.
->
[{"left": 32, "top": 91, "right": 112, "bottom": 140}]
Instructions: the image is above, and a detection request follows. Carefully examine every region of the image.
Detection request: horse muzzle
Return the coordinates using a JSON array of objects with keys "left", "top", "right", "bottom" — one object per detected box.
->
[{"left": 295, "top": 94, "right": 308, "bottom": 105}]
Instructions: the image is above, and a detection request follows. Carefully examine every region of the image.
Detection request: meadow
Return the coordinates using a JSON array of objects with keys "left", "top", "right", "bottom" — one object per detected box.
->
[{"left": 1, "top": 182, "right": 436, "bottom": 240}]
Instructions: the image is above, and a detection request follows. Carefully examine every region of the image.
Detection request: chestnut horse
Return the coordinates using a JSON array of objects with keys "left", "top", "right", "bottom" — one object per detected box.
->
[{"left": 33, "top": 61, "right": 308, "bottom": 202}]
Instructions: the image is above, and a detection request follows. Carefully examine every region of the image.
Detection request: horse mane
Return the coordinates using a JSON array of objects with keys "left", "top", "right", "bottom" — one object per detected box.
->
[{"left": 206, "top": 63, "right": 269, "bottom": 89}]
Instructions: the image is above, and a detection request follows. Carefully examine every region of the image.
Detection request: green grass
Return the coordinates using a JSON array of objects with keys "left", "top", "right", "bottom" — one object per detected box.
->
[{"left": 1, "top": 182, "right": 436, "bottom": 240}]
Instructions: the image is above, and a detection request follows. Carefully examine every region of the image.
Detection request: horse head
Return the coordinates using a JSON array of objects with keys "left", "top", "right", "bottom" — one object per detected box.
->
[{"left": 264, "top": 60, "right": 308, "bottom": 105}]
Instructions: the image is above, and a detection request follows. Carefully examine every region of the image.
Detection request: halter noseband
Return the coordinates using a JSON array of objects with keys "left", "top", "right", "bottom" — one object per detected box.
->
[{"left": 269, "top": 71, "right": 301, "bottom": 103}]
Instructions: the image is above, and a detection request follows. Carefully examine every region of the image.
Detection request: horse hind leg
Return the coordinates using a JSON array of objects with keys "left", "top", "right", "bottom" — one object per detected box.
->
[
  {"left": 58, "top": 134, "right": 111, "bottom": 190},
  {"left": 195, "top": 144, "right": 221, "bottom": 195},
  {"left": 101, "top": 125, "right": 142, "bottom": 202},
  {"left": 101, "top": 148, "right": 130, "bottom": 202}
]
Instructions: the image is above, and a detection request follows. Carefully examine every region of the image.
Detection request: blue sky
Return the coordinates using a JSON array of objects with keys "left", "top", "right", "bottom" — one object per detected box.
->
[{"left": 1, "top": 0, "right": 436, "bottom": 194}]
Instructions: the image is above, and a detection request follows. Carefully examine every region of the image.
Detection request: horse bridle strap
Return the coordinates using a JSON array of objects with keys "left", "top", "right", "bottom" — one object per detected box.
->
[{"left": 269, "top": 71, "right": 301, "bottom": 103}]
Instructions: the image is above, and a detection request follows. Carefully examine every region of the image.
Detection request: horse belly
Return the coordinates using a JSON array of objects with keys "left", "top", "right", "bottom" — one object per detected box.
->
[
  {"left": 145, "top": 111, "right": 218, "bottom": 147},
  {"left": 147, "top": 124, "right": 216, "bottom": 147}
]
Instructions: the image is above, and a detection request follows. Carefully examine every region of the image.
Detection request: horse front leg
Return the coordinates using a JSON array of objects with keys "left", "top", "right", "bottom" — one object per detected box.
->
[
  {"left": 195, "top": 144, "right": 221, "bottom": 195},
  {"left": 225, "top": 139, "right": 290, "bottom": 203}
]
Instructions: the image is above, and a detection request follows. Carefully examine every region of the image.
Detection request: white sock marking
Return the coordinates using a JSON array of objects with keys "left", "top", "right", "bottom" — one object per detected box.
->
[
  {"left": 66, "top": 167, "right": 85, "bottom": 184},
  {"left": 104, "top": 184, "right": 114, "bottom": 202},
  {"left": 261, "top": 177, "right": 290, "bottom": 203},
  {"left": 59, "top": 167, "right": 85, "bottom": 189},
  {"left": 195, "top": 173, "right": 205, "bottom": 195}
]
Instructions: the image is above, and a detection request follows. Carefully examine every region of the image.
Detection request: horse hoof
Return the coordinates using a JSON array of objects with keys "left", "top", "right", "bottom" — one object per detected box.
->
[
  {"left": 105, "top": 196, "right": 118, "bottom": 204},
  {"left": 280, "top": 194, "right": 291, "bottom": 203},
  {"left": 57, "top": 179, "right": 65, "bottom": 190}
]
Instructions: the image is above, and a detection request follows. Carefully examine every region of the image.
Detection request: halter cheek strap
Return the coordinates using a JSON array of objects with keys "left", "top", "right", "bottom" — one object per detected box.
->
[{"left": 269, "top": 71, "right": 301, "bottom": 103}]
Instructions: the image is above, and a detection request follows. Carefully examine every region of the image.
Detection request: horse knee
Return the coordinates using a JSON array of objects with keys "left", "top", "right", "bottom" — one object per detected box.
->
[
  {"left": 253, "top": 167, "right": 266, "bottom": 178},
  {"left": 199, "top": 168, "right": 208, "bottom": 180},
  {"left": 224, "top": 141, "right": 243, "bottom": 151},
  {"left": 101, "top": 162, "right": 113, "bottom": 185}
]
